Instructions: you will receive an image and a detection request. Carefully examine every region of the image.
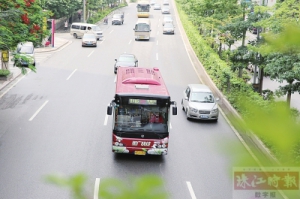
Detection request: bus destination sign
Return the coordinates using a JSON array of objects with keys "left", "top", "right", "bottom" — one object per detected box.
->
[{"left": 129, "top": 99, "right": 157, "bottom": 105}]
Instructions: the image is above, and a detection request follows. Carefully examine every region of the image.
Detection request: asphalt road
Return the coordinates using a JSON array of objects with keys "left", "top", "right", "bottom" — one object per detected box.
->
[{"left": 0, "top": 2, "right": 282, "bottom": 199}]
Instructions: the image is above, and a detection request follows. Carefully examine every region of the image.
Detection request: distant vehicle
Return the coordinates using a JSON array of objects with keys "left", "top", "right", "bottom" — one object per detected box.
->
[
  {"left": 182, "top": 84, "right": 219, "bottom": 121},
  {"left": 107, "top": 67, "right": 178, "bottom": 155},
  {"left": 249, "top": 27, "right": 262, "bottom": 34},
  {"left": 162, "top": 15, "right": 173, "bottom": 26},
  {"left": 114, "top": 54, "right": 138, "bottom": 74},
  {"left": 70, "top": 23, "right": 103, "bottom": 40},
  {"left": 15, "top": 42, "right": 35, "bottom": 67},
  {"left": 137, "top": 0, "right": 151, "bottom": 18},
  {"left": 163, "top": 22, "right": 174, "bottom": 34},
  {"left": 112, "top": 14, "right": 124, "bottom": 25},
  {"left": 81, "top": 33, "right": 97, "bottom": 47},
  {"left": 161, "top": 6, "right": 170, "bottom": 14},
  {"left": 134, "top": 18, "right": 151, "bottom": 41},
  {"left": 153, "top": 3, "right": 161, "bottom": 10},
  {"left": 150, "top": 0, "right": 156, "bottom": 5},
  {"left": 163, "top": 0, "right": 169, "bottom": 5}
]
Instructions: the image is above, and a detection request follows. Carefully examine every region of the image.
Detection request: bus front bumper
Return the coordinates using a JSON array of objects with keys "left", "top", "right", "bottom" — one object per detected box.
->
[{"left": 112, "top": 146, "right": 168, "bottom": 155}]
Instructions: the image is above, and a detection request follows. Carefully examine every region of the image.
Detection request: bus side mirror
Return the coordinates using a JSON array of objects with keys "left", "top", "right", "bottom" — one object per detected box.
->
[
  {"left": 172, "top": 107, "right": 177, "bottom": 115},
  {"left": 107, "top": 105, "right": 112, "bottom": 115}
]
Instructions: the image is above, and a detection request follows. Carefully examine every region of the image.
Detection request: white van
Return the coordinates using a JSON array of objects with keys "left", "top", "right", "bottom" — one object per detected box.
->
[
  {"left": 70, "top": 23, "right": 103, "bottom": 40},
  {"left": 133, "top": 19, "right": 151, "bottom": 41}
]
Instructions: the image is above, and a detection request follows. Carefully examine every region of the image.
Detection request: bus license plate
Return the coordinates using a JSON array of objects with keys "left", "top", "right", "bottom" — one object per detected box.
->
[
  {"left": 200, "top": 115, "right": 209, "bottom": 119},
  {"left": 135, "top": 151, "right": 146, "bottom": 155}
]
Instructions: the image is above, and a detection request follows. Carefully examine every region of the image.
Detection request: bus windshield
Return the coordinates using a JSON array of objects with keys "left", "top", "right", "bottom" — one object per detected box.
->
[
  {"left": 114, "top": 99, "right": 169, "bottom": 133},
  {"left": 135, "top": 23, "right": 150, "bottom": 31},
  {"left": 137, "top": 5, "right": 150, "bottom": 12}
]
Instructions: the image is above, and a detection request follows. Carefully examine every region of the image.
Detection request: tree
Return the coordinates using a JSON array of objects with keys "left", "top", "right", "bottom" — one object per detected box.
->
[
  {"left": 0, "top": 0, "right": 50, "bottom": 72},
  {"left": 44, "top": 0, "right": 81, "bottom": 19},
  {"left": 265, "top": 52, "right": 300, "bottom": 106}
]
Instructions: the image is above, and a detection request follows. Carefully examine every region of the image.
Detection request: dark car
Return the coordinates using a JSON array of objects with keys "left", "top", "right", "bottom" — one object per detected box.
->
[
  {"left": 112, "top": 13, "right": 124, "bottom": 25},
  {"left": 114, "top": 54, "right": 138, "bottom": 74},
  {"left": 249, "top": 27, "right": 262, "bottom": 34}
]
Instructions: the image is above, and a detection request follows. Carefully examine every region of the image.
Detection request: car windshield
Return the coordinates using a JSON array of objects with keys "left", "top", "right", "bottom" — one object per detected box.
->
[
  {"left": 119, "top": 56, "right": 135, "bottom": 62},
  {"left": 91, "top": 26, "right": 101, "bottom": 31},
  {"left": 190, "top": 92, "right": 214, "bottom": 103},
  {"left": 135, "top": 23, "right": 150, "bottom": 31},
  {"left": 83, "top": 34, "right": 95, "bottom": 39},
  {"left": 164, "top": 23, "right": 173, "bottom": 28},
  {"left": 19, "top": 46, "right": 33, "bottom": 54}
]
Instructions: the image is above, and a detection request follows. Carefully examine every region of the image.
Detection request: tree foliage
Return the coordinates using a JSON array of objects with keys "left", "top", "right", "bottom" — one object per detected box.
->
[{"left": 44, "top": 0, "right": 81, "bottom": 19}]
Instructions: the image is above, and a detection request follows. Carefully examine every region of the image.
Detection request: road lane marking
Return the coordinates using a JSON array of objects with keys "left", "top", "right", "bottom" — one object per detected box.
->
[
  {"left": 94, "top": 178, "right": 100, "bottom": 199},
  {"left": 29, "top": 100, "right": 49, "bottom": 121},
  {"left": 100, "top": 39, "right": 105, "bottom": 44},
  {"left": 104, "top": 114, "right": 108, "bottom": 125},
  {"left": 128, "top": 40, "right": 132, "bottom": 44},
  {"left": 186, "top": 181, "right": 196, "bottom": 199},
  {"left": 87, "top": 51, "right": 94, "bottom": 57},
  {"left": 156, "top": 53, "right": 158, "bottom": 60},
  {"left": 157, "top": 31, "right": 159, "bottom": 35},
  {"left": 66, "top": 69, "right": 77, "bottom": 80},
  {"left": 109, "top": 30, "right": 114, "bottom": 34}
]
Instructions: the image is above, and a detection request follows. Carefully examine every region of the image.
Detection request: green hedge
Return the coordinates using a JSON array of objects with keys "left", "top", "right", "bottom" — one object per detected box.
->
[{"left": 0, "top": 69, "right": 10, "bottom": 76}]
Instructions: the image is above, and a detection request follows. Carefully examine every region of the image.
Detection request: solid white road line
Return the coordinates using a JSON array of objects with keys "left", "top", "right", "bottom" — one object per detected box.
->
[
  {"left": 109, "top": 30, "right": 114, "bottom": 34},
  {"left": 104, "top": 115, "right": 108, "bottom": 126},
  {"left": 66, "top": 69, "right": 77, "bottom": 80},
  {"left": 186, "top": 181, "right": 197, "bottom": 199},
  {"left": 156, "top": 53, "right": 158, "bottom": 60},
  {"left": 87, "top": 51, "right": 94, "bottom": 57},
  {"left": 128, "top": 40, "right": 132, "bottom": 44},
  {"left": 29, "top": 100, "right": 49, "bottom": 121},
  {"left": 94, "top": 178, "right": 100, "bottom": 199}
]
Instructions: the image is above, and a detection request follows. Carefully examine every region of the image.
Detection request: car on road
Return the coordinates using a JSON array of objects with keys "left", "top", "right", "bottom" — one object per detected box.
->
[
  {"left": 162, "top": 15, "right": 173, "bottom": 26},
  {"left": 161, "top": 6, "right": 170, "bottom": 14},
  {"left": 163, "top": 0, "right": 169, "bottom": 5},
  {"left": 112, "top": 14, "right": 124, "bottom": 25},
  {"left": 153, "top": 3, "right": 161, "bottom": 10},
  {"left": 182, "top": 84, "right": 219, "bottom": 121},
  {"left": 150, "top": 0, "right": 156, "bottom": 5},
  {"left": 82, "top": 33, "right": 97, "bottom": 47},
  {"left": 114, "top": 54, "right": 138, "bottom": 74},
  {"left": 163, "top": 22, "right": 175, "bottom": 34},
  {"left": 15, "top": 42, "right": 36, "bottom": 67}
]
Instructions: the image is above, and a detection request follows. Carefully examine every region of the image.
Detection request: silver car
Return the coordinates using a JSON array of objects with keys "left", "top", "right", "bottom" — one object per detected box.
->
[
  {"left": 163, "top": 23, "right": 174, "bottom": 34},
  {"left": 153, "top": 3, "right": 161, "bottom": 10},
  {"left": 182, "top": 84, "right": 219, "bottom": 121},
  {"left": 161, "top": 6, "right": 170, "bottom": 14},
  {"left": 82, "top": 33, "right": 97, "bottom": 47},
  {"left": 162, "top": 15, "right": 173, "bottom": 26}
]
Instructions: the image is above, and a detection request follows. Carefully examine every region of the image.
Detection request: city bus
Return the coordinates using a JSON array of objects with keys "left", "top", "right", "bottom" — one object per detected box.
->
[
  {"left": 137, "top": 0, "right": 151, "bottom": 18},
  {"left": 107, "top": 67, "right": 177, "bottom": 155}
]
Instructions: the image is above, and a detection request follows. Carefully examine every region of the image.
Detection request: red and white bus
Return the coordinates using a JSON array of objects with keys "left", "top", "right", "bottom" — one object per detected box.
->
[{"left": 107, "top": 67, "right": 177, "bottom": 155}]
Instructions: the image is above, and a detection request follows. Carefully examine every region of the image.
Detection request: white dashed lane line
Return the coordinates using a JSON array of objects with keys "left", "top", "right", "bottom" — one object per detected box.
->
[
  {"left": 186, "top": 181, "right": 197, "bottom": 199},
  {"left": 94, "top": 178, "right": 100, "bottom": 199},
  {"left": 29, "top": 100, "right": 49, "bottom": 121},
  {"left": 87, "top": 50, "right": 94, "bottom": 57},
  {"left": 66, "top": 69, "right": 77, "bottom": 80}
]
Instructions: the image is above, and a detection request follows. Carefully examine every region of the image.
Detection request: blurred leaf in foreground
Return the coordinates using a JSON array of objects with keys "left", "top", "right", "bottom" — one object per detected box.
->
[
  {"left": 99, "top": 174, "right": 168, "bottom": 199},
  {"left": 259, "top": 23, "right": 300, "bottom": 54},
  {"left": 231, "top": 94, "right": 300, "bottom": 166},
  {"left": 45, "top": 173, "right": 88, "bottom": 199}
]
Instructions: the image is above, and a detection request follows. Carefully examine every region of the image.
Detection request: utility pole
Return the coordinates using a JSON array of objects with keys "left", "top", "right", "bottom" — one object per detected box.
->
[{"left": 83, "top": 0, "right": 86, "bottom": 23}]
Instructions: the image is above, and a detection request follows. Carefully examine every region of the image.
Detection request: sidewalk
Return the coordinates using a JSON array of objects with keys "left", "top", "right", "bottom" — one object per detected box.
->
[{"left": 0, "top": 35, "right": 70, "bottom": 92}]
